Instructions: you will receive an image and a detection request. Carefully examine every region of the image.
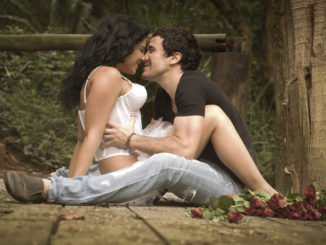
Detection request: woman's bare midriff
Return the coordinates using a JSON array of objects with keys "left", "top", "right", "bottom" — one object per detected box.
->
[{"left": 98, "top": 153, "right": 139, "bottom": 174}]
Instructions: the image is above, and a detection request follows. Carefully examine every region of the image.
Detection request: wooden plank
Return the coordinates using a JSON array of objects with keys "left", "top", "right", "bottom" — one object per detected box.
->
[
  {"left": 129, "top": 206, "right": 253, "bottom": 245},
  {"left": 0, "top": 203, "right": 61, "bottom": 245},
  {"left": 130, "top": 206, "right": 326, "bottom": 245},
  {"left": 51, "top": 206, "right": 162, "bottom": 245}
]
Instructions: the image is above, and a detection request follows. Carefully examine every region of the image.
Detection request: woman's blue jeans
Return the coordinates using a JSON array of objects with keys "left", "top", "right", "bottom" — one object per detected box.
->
[{"left": 47, "top": 153, "right": 242, "bottom": 205}]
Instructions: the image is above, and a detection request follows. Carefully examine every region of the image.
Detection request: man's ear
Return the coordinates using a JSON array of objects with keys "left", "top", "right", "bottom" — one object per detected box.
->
[{"left": 170, "top": 52, "right": 182, "bottom": 65}]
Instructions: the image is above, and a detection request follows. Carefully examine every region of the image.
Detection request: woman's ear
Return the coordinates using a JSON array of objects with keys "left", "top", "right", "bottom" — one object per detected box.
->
[{"left": 170, "top": 52, "right": 182, "bottom": 65}]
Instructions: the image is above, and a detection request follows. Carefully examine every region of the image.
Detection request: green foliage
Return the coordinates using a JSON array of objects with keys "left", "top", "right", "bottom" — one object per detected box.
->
[
  {"left": 247, "top": 59, "right": 276, "bottom": 186},
  {"left": 0, "top": 50, "right": 77, "bottom": 169},
  {"left": 0, "top": 0, "right": 93, "bottom": 33},
  {"left": 0, "top": 0, "right": 277, "bottom": 183}
]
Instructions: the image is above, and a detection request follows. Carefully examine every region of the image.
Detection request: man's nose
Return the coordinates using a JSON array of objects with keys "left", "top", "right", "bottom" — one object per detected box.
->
[{"left": 142, "top": 52, "right": 149, "bottom": 61}]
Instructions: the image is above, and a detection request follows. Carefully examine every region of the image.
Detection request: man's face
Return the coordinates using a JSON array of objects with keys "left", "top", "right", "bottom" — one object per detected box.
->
[{"left": 142, "top": 36, "right": 170, "bottom": 81}]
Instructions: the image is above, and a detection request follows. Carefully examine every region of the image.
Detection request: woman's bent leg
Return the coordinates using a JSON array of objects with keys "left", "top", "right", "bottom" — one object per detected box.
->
[{"left": 47, "top": 153, "right": 241, "bottom": 205}]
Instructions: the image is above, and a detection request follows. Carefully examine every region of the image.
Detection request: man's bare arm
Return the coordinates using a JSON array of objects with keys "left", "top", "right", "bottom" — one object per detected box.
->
[{"left": 103, "top": 115, "right": 204, "bottom": 159}]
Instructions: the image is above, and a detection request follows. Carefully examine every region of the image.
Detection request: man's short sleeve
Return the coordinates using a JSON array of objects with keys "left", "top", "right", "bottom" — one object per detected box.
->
[{"left": 175, "top": 77, "right": 206, "bottom": 117}]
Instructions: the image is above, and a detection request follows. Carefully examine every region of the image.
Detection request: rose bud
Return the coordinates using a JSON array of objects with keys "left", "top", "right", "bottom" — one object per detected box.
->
[
  {"left": 290, "top": 212, "right": 300, "bottom": 220},
  {"left": 301, "top": 211, "right": 308, "bottom": 220},
  {"left": 303, "top": 188, "right": 316, "bottom": 199},
  {"left": 307, "top": 210, "right": 321, "bottom": 221},
  {"left": 228, "top": 212, "right": 243, "bottom": 223},
  {"left": 291, "top": 201, "right": 304, "bottom": 211},
  {"left": 318, "top": 205, "right": 326, "bottom": 215},
  {"left": 262, "top": 207, "right": 274, "bottom": 217},
  {"left": 245, "top": 207, "right": 255, "bottom": 216},
  {"left": 191, "top": 208, "right": 203, "bottom": 219},
  {"left": 304, "top": 198, "right": 316, "bottom": 207},
  {"left": 250, "top": 196, "right": 265, "bottom": 209}
]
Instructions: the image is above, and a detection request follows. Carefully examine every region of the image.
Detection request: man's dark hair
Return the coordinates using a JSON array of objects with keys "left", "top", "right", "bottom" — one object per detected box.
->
[{"left": 152, "top": 26, "right": 201, "bottom": 71}]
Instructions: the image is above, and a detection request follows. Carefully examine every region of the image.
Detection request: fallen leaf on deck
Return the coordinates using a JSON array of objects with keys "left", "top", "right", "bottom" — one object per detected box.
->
[{"left": 59, "top": 214, "right": 85, "bottom": 221}]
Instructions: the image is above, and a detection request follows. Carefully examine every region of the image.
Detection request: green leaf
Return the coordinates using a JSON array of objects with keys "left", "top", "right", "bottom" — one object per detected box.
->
[
  {"left": 233, "top": 195, "right": 246, "bottom": 203},
  {"left": 286, "top": 193, "right": 304, "bottom": 202},
  {"left": 244, "top": 201, "right": 251, "bottom": 208},
  {"left": 210, "top": 196, "right": 234, "bottom": 211},
  {"left": 202, "top": 209, "right": 214, "bottom": 219},
  {"left": 253, "top": 190, "right": 272, "bottom": 200},
  {"left": 214, "top": 208, "right": 226, "bottom": 216}
]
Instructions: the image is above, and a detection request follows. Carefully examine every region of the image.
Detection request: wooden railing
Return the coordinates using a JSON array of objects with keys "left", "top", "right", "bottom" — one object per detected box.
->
[{"left": 0, "top": 34, "right": 245, "bottom": 52}]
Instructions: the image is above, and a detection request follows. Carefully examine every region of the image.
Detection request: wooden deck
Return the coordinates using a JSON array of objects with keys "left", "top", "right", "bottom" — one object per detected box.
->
[{"left": 0, "top": 178, "right": 325, "bottom": 245}]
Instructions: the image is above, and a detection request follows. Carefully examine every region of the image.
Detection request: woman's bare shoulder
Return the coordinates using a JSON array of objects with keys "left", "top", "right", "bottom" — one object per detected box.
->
[{"left": 90, "top": 66, "right": 122, "bottom": 88}]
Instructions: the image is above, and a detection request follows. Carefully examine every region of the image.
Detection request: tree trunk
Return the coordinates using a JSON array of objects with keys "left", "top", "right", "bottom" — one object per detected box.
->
[
  {"left": 211, "top": 52, "right": 249, "bottom": 119},
  {"left": 266, "top": 0, "right": 326, "bottom": 192}
]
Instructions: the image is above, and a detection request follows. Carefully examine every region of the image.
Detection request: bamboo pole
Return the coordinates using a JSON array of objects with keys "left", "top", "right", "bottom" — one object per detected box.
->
[{"left": 0, "top": 34, "right": 227, "bottom": 52}]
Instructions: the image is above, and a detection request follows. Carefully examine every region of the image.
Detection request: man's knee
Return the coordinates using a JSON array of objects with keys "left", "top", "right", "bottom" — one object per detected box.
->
[{"left": 204, "top": 105, "right": 229, "bottom": 126}]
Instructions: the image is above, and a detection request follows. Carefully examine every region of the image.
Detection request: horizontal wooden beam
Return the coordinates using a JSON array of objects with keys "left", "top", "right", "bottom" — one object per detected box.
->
[{"left": 0, "top": 34, "right": 229, "bottom": 52}]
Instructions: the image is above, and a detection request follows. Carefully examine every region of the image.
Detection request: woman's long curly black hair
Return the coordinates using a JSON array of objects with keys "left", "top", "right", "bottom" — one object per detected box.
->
[{"left": 59, "top": 15, "right": 150, "bottom": 111}]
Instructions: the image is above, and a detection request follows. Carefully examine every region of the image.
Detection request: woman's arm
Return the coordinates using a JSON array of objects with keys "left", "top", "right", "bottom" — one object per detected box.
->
[
  {"left": 67, "top": 67, "right": 122, "bottom": 177},
  {"left": 67, "top": 115, "right": 85, "bottom": 175}
]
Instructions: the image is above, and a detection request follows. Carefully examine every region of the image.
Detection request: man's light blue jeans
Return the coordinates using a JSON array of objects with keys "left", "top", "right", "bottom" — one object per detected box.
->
[{"left": 47, "top": 153, "right": 242, "bottom": 205}]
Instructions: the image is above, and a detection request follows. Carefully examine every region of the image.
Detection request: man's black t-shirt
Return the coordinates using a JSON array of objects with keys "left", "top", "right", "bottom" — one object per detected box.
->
[{"left": 153, "top": 70, "right": 256, "bottom": 185}]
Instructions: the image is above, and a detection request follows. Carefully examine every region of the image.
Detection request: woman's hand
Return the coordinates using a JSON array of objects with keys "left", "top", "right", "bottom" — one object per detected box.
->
[{"left": 102, "top": 116, "right": 136, "bottom": 149}]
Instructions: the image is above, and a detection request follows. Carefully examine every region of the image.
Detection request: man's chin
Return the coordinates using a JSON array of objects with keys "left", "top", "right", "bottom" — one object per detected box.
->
[{"left": 141, "top": 72, "right": 151, "bottom": 81}]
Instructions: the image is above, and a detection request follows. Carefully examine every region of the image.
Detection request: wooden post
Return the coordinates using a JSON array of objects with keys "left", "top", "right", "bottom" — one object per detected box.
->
[{"left": 210, "top": 52, "right": 249, "bottom": 119}]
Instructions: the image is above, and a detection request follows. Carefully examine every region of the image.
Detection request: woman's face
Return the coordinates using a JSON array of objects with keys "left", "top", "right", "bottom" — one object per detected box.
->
[{"left": 116, "top": 38, "right": 147, "bottom": 74}]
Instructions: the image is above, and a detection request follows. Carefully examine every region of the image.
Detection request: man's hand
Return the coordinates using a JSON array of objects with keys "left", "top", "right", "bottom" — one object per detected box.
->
[{"left": 102, "top": 117, "right": 135, "bottom": 149}]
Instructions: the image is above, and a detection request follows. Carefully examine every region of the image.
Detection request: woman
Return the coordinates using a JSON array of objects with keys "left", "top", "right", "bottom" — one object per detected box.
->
[{"left": 59, "top": 15, "right": 150, "bottom": 177}]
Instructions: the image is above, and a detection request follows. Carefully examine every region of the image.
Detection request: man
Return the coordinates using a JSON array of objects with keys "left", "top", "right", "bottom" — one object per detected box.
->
[
  {"left": 4, "top": 27, "right": 276, "bottom": 205},
  {"left": 104, "top": 27, "right": 276, "bottom": 194}
]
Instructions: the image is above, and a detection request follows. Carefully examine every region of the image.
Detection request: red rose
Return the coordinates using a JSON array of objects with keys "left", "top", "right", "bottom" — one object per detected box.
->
[
  {"left": 301, "top": 211, "right": 308, "bottom": 220},
  {"left": 245, "top": 207, "right": 255, "bottom": 216},
  {"left": 303, "top": 188, "right": 316, "bottom": 199},
  {"left": 191, "top": 208, "right": 203, "bottom": 219},
  {"left": 307, "top": 210, "right": 321, "bottom": 221},
  {"left": 304, "top": 198, "right": 316, "bottom": 207},
  {"left": 262, "top": 207, "right": 274, "bottom": 217},
  {"left": 268, "top": 193, "right": 287, "bottom": 211},
  {"left": 250, "top": 196, "right": 265, "bottom": 209},
  {"left": 290, "top": 212, "right": 300, "bottom": 220},
  {"left": 255, "top": 209, "right": 264, "bottom": 217},
  {"left": 305, "top": 204, "right": 314, "bottom": 211},
  {"left": 271, "top": 193, "right": 284, "bottom": 201},
  {"left": 228, "top": 212, "right": 243, "bottom": 223},
  {"left": 282, "top": 207, "right": 291, "bottom": 219},
  {"left": 267, "top": 202, "right": 278, "bottom": 211},
  {"left": 280, "top": 200, "right": 288, "bottom": 209},
  {"left": 318, "top": 205, "right": 326, "bottom": 215},
  {"left": 290, "top": 201, "right": 304, "bottom": 211}
]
